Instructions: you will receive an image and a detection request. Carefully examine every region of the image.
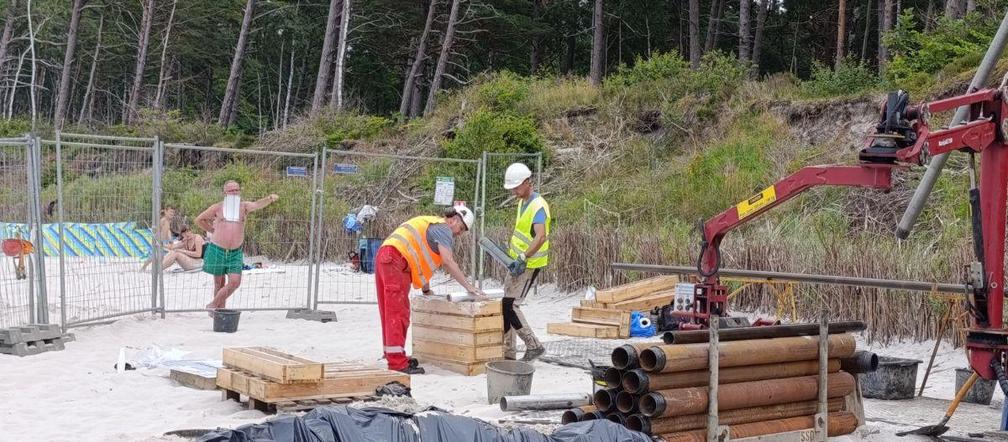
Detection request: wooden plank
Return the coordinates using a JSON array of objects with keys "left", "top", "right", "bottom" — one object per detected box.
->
[
  {"left": 572, "top": 307, "right": 631, "bottom": 337},
  {"left": 546, "top": 322, "right": 620, "bottom": 338},
  {"left": 412, "top": 311, "right": 502, "bottom": 332},
  {"left": 216, "top": 367, "right": 410, "bottom": 402},
  {"left": 413, "top": 338, "right": 503, "bottom": 363},
  {"left": 222, "top": 347, "right": 323, "bottom": 384},
  {"left": 416, "top": 354, "right": 491, "bottom": 376},
  {"left": 594, "top": 275, "right": 679, "bottom": 303},
  {"left": 412, "top": 325, "right": 503, "bottom": 347},
  {"left": 607, "top": 290, "right": 675, "bottom": 312},
  {"left": 411, "top": 296, "right": 502, "bottom": 317},
  {"left": 170, "top": 368, "right": 218, "bottom": 391}
]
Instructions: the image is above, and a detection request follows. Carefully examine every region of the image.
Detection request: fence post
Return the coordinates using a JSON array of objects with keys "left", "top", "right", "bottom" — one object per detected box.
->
[
  {"left": 55, "top": 131, "right": 68, "bottom": 330},
  {"left": 478, "top": 151, "right": 488, "bottom": 287},
  {"left": 306, "top": 151, "right": 320, "bottom": 310},
  {"left": 153, "top": 138, "right": 166, "bottom": 318},
  {"left": 471, "top": 157, "right": 482, "bottom": 288},
  {"left": 313, "top": 146, "right": 328, "bottom": 310},
  {"left": 29, "top": 135, "right": 48, "bottom": 324}
]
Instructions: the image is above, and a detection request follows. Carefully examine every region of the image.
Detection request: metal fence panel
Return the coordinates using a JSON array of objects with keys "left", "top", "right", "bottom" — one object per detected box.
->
[
  {"left": 314, "top": 149, "right": 482, "bottom": 305},
  {"left": 159, "top": 144, "right": 318, "bottom": 312},
  {"left": 0, "top": 137, "right": 36, "bottom": 328},
  {"left": 44, "top": 133, "right": 159, "bottom": 327}
]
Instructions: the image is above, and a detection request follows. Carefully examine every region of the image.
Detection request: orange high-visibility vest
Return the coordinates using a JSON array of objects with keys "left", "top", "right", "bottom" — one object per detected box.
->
[{"left": 382, "top": 216, "right": 445, "bottom": 289}]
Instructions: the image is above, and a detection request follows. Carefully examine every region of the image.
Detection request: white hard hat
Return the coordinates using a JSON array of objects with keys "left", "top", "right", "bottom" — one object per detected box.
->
[
  {"left": 453, "top": 205, "right": 475, "bottom": 230},
  {"left": 503, "top": 163, "right": 532, "bottom": 190}
]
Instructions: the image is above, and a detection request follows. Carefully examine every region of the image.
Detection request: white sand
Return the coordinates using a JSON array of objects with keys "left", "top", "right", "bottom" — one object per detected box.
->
[{"left": 1, "top": 279, "right": 1005, "bottom": 441}]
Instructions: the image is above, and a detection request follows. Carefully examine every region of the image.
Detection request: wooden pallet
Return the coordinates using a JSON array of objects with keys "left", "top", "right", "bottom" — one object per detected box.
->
[
  {"left": 580, "top": 290, "right": 676, "bottom": 312},
  {"left": 222, "top": 347, "right": 324, "bottom": 384},
  {"left": 571, "top": 307, "right": 631, "bottom": 337},
  {"left": 547, "top": 321, "right": 621, "bottom": 338},
  {"left": 216, "top": 365, "right": 409, "bottom": 402},
  {"left": 221, "top": 388, "right": 377, "bottom": 414}
]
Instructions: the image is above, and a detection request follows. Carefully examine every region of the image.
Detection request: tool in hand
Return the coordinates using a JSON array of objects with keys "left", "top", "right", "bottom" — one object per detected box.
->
[{"left": 478, "top": 236, "right": 525, "bottom": 276}]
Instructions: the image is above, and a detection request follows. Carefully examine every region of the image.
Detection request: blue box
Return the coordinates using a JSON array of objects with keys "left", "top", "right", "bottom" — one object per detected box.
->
[{"left": 358, "top": 238, "right": 382, "bottom": 274}]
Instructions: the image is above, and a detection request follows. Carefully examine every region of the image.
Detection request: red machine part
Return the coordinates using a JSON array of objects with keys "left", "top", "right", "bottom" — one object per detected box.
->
[{"left": 689, "top": 88, "right": 1008, "bottom": 380}]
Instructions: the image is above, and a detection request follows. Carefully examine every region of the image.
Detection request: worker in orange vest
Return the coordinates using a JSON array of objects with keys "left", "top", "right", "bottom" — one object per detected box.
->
[{"left": 376, "top": 205, "right": 485, "bottom": 374}]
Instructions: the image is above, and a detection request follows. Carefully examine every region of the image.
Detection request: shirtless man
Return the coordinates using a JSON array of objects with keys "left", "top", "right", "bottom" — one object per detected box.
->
[{"left": 195, "top": 181, "right": 279, "bottom": 311}]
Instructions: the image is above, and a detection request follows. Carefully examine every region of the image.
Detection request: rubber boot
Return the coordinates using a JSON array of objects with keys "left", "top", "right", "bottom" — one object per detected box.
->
[
  {"left": 517, "top": 328, "right": 545, "bottom": 362},
  {"left": 503, "top": 329, "right": 517, "bottom": 360}
]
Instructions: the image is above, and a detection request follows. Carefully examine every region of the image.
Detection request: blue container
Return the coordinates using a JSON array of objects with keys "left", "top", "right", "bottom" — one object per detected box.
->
[{"left": 358, "top": 238, "right": 382, "bottom": 274}]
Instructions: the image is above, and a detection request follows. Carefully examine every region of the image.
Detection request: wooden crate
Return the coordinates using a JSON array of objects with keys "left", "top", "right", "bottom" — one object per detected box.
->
[
  {"left": 412, "top": 297, "right": 504, "bottom": 376},
  {"left": 594, "top": 275, "right": 679, "bottom": 303},
  {"left": 216, "top": 364, "right": 409, "bottom": 403},
  {"left": 222, "top": 347, "right": 323, "bottom": 384},
  {"left": 547, "top": 322, "right": 620, "bottom": 338},
  {"left": 571, "top": 307, "right": 631, "bottom": 337}
]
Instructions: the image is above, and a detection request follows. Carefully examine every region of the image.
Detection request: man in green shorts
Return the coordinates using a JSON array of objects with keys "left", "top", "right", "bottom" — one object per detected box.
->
[{"left": 195, "top": 180, "right": 279, "bottom": 312}]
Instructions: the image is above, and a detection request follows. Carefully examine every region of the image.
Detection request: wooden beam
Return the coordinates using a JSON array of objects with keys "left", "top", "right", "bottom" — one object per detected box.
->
[
  {"left": 412, "top": 311, "right": 502, "bottom": 332},
  {"left": 595, "top": 275, "right": 679, "bottom": 303},
  {"left": 412, "top": 325, "right": 503, "bottom": 347},
  {"left": 416, "top": 354, "right": 492, "bottom": 376},
  {"left": 572, "top": 307, "right": 631, "bottom": 337},
  {"left": 222, "top": 347, "right": 324, "bottom": 384},
  {"left": 547, "top": 322, "right": 620, "bottom": 338},
  {"left": 216, "top": 366, "right": 409, "bottom": 402},
  {"left": 411, "top": 296, "right": 501, "bottom": 317},
  {"left": 413, "top": 338, "right": 503, "bottom": 363}
]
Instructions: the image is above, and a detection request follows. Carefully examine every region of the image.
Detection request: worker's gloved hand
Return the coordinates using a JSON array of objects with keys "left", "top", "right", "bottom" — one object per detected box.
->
[{"left": 508, "top": 257, "right": 527, "bottom": 276}]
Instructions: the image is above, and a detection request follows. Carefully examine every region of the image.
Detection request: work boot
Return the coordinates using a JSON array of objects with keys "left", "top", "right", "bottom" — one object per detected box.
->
[
  {"left": 503, "top": 329, "right": 518, "bottom": 360},
  {"left": 517, "top": 328, "right": 545, "bottom": 362},
  {"left": 408, "top": 357, "right": 419, "bottom": 369},
  {"left": 397, "top": 365, "right": 426, "bottom": 375}
]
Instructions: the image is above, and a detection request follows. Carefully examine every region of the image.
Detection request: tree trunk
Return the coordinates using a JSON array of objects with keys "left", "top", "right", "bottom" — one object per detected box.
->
[
  {"left": 283, "top": 44, "right": 294, "bottom": 128},
  {"left": 423, "top": 0, "right": 462, "bottom": 115},
  {"left": 966, "top": 0, "right": 975, "bottom": 13},
  {"left": 125, "top": 0, "right": 154, "bottom": 124},
  {"left": 529, "top": 0, "right": 541, "bottom": 74},
  {"left": 203, "top": 67, "right": 213, "bottom": 122},
  {"left": 739, "top": 0, "right": 751, "bottom": 65},
  {"left": 311, "top": 0, "right": 341, "bottom": 115},
  {"left": 924, "top": 0, "right": 934, "bottom": 31},
  {"left": 78, "top": 13, "right": 102, "bottom": 124},
  {"left": 399, "top": 0, "right": 437, "bottom": 117},
  {"left": 751, "top": 0, "right": 769, "bottom": 77},
  {"left": 589, "top": 0, "right": 604, "bottom": 85},
  {"left": 7, "top": 45, "right": 27, "bottom": 120},
  {"left": 563, "top": 34, "right": 575, "bottom": 74},
  {"left": 410, "top": 73, "right": 423, "bottom": 117},
  {"left": 218, "top": 0, "right": 257, "bottom": 126},
  {"left": 54, "top": 0, "right": 85, "bottom": 129},
  {"left": 27, "top": 0, "right": 37, "bottom": 128},
  {"left": 689, "top": 0, "right": 700, "bottom": 69},
  {"left": 861, "top": 0, "right": 872, "bottom": 63},
  {"left": 0, "top": 0, "right": 18, "bottom": 88},
  {"left": 704, "top": 0, "right": 719, "bottom": 52},
  {"left": 879, "top": 0, "right": 893, "bottom": 71},
  {"left": 836, "top": 0, "right": 847, "bottom": 67},
  {"left": 154, "top": 0, "right": 178, "bottom": 110},
  {"left": 329, "top": 0, "right": 351, "bottom": 110},
  {"left": 944, "top": 0, "right": 960, "bottom": 18}
]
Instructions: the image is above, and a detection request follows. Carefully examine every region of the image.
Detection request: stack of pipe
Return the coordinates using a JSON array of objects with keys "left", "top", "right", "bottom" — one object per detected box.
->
[{"left": 563, "top": 322, "right": 877, "bottom": 440}]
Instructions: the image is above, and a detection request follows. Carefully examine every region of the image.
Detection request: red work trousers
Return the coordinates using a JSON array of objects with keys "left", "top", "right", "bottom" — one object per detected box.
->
[{"left": 375, "top": 245, "right": 413, "bottom": 371}]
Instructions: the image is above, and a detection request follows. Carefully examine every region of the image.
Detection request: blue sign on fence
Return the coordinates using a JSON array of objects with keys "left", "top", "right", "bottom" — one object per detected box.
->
[
  {"left": 334, "top": 163, "right": 359, "bottom": 174},
  {"left": 286, "top": 166, "right": 307, "bottom": 177}
]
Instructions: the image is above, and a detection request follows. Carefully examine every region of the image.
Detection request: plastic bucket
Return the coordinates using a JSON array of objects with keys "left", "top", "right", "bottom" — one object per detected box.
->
[
  {"left": 486, "top": 360, "right": 535, "bottom": 405},
  {"left": 858, "top": 356, "right": 922, "bottom": 400},
  {"left": 213, "top": 309, "right": 241, "bottom": 333},
  {"left": 956, "top": 368, "right": 996, "bottom": 405}
]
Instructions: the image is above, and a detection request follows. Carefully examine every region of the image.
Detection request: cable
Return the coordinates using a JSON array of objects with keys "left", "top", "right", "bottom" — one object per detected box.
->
[{"left": 991, "top": 352, "right": 1008, "bottom": 395}]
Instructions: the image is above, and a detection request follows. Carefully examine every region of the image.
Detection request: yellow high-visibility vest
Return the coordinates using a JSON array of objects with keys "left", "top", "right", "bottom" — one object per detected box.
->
[
  {"left": 382, "top": 216, "right": 444, "bottom": 289},
  {"left": 509, "top": 196, "right": 550, "bottom": 269}
]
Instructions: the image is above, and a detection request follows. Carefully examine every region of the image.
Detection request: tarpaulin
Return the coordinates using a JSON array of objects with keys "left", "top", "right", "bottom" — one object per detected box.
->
[{"left": 197, "top": 405, "right": 652, "bottom": 442}]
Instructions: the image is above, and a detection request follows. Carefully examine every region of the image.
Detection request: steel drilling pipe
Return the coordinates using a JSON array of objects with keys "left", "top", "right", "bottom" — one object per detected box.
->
[
  {"left": 627, "top": 398, "right": 844, "bottom": 434},
  {"left": 499, "top": 393, "right": 593, "bottom": 411},
  {"left": 655, "top": 411, "right": 858, "bottom": 442},
  {"left": 561, "top": 405, "right": 596, "bottom": 424},
  {"left": 621, "top": 360, "right": 841, "bottom": 394},
  {"left": 580, "top": 410, "right": 606, "bottom": 421},
  {"left": 661, "top": 321, "right": 866, "bottom": 345},
  {"left": 615, "top": 390, "right": 640, "bottom": 414},
  {"left": 639, "top": 372, "right": 855, "bottom": 418},
  {"left": 639, "top": 335, "right": 856, "bottom": 373},
  {"left": 592, "top": 387, "right": 620, "bottom": 413},
  {"left": 606, "top": 413, "right": 628, "bottom": 426},
  {"left": 612, "top": 342, "right": 663, "bottom": 370},
  {"left": 839, "top": 350, "right": 879, "bottom": 374}
]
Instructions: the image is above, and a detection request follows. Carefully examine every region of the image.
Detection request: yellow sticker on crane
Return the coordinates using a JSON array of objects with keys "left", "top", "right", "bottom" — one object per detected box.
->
[{"left": 736, "top": 185, "right": 777, "bottom": 220}]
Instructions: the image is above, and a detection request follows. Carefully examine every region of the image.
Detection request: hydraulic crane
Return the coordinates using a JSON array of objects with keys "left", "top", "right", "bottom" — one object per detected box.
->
[{"left": 678, "top": 88, "right": 1008, "bottom": 383}]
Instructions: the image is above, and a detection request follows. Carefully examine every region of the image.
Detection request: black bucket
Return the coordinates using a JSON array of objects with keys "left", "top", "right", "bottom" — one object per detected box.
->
[
  {"left": 858, "top": 356, "right": 922, "bottom": 400},
  {"left": 956, "top": 368, "right": 996, "bottom": 405},
  {"left": 213, "top": 309, "right": 241, "bottom": 333}
]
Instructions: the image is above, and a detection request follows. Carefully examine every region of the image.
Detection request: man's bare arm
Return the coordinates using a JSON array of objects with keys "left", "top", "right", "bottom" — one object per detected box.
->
[
  {"left": 523, "top": 222, "right": 547, "bottom": 258},
  {"left": 195, "top": 204, "right": 219, "bottom": 233},
  {"left": 245, "top": 194, "right": 279, "bottom": 212},
  {"left": 439, "top": 247, "right": 483, "bottom": 296}
]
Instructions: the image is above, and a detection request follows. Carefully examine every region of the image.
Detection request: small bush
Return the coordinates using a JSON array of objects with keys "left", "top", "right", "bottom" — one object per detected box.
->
[
  {"left": 473, "top": 71, "right": 530, "bottom": 113},
  {"left": 0, "top": 119, "right": 31, "bottom": 137},
  {"left": 606, "top": 52, "right": 690, "bottom": 88},
  {"left": 798, "top": 61, "right": 880, "bottom": 98},
  {"left": 443, "top": 110, "right": 545, "bottom": 159},
  {"left": 884, "top": 9, "right": 992, "bottom": 89},
  {"left": 323, "top": 114, "right": 393, "bottom": 147}
]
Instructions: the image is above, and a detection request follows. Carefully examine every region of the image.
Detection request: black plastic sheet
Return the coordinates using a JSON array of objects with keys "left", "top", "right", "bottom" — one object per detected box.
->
[{"left": 198, "top": 405, "right": 653, "bottom": 442}]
